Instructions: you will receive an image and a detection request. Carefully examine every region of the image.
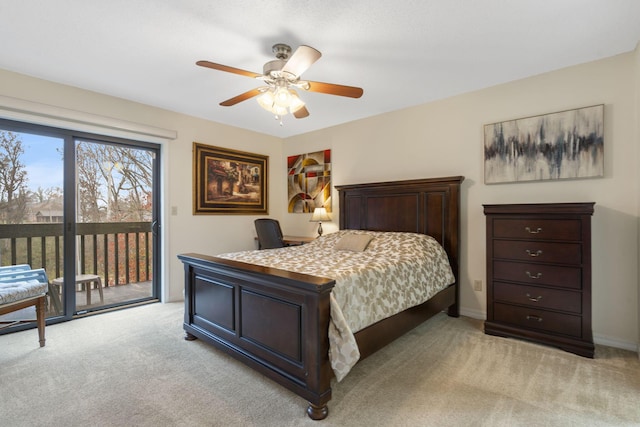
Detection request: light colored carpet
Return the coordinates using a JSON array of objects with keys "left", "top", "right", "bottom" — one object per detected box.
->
[{"left": 1, "top": 302, "right": 639, "bottom": 426}]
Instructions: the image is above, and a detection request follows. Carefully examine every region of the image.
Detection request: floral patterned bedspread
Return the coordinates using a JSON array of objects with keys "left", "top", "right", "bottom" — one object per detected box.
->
[{"left": 217, "top": 229, "right": 455, "bottom": 381}]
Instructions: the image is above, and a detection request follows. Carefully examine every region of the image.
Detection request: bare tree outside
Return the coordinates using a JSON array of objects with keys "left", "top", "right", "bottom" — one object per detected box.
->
[
  {"left": 76, "top": 141, "right": 153, "bottom": 223},
  {"left": 0, "top": 131, "right": 29, "bottom": 224},
  {"left": 0, "top": 135, "right": 153, "bottom": 225}
]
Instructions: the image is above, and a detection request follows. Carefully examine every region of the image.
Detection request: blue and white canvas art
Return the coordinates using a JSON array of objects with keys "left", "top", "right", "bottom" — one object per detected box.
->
[{"left": 484, "top": 105, "right": 604, "bottom": 184}]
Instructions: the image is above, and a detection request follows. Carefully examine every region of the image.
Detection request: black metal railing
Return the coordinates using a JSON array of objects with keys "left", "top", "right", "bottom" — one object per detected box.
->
[{"left": 0, "top": 222, "right": 153, "bottom": 286}]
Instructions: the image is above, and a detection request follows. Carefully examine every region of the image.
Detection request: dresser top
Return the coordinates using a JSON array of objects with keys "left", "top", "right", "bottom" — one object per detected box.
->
[{"left": 483, "top": 202, "right": 595, "bottom": 215}]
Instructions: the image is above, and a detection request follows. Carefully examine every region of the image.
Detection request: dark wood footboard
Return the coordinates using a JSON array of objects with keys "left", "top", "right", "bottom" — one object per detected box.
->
[{"left": 178, "top": 252, "right": 336, "bottom": 420}]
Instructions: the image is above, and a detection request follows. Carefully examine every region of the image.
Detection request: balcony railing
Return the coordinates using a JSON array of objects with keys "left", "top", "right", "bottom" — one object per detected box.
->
[{"left": 0, "top": 222, "right": 153, "bottom": 286}]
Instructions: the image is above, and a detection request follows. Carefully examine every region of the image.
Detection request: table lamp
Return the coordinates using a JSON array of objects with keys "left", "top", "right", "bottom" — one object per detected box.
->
[{"left": 310, "top": 207, "right": 331, "bottom": 236}]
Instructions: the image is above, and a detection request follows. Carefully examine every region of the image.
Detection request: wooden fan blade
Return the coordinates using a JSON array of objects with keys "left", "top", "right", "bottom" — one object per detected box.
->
[
  {"left": 219, "top": 88, "right": 263, "bottom": 106},
  {"left": 306, "top": 81, "right": 364, "bottom": 98},
  {"left": 281, "top": 45, "right": 321, "bottom": 77},
  {"left": 293, "top": 106, "right": 310, "bottom": 119},
  {"left": 196, "top": 60, "right": 262, "bottom": 79}
]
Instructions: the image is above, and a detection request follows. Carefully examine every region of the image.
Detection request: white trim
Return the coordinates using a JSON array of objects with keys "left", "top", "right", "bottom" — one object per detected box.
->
[
  {"left": 593, "top": 333, "right": 639, "bottom": 353},
  {"left": 460, "top": 307, "right": 485, "bottom": 320},
  {"left": 0, "top": 95, "right": 177, "bottom": 143}
]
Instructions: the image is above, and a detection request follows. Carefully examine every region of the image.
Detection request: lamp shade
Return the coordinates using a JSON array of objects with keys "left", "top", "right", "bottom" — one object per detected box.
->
[
  {"left": 310, "top": 207, "right": 330, "bottom": 222},
  {"left": 310, "top": 207, "right": 330, "bottom": 237},
  {"left": 257, "top": 86, "right": 306, "bottom": 118},
  {"left": 257, "top": 90, "right": 275, "bottom": 111}
]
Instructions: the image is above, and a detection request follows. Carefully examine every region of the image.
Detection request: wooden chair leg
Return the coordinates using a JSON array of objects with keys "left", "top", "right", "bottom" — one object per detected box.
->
[
  {"left": 36, "top": 296, "right": 46, "bottom": 347},
  {"left": 47, "top": 282, "right": 62, "bottom": 315},
  {"left": 97, "top": 278, "right": 104, "bottom": 303}
]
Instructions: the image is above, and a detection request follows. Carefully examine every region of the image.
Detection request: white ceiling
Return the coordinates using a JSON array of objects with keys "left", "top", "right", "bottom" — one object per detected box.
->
[{"left": 1, "top": 1, "right": 639, "bottom": 138}]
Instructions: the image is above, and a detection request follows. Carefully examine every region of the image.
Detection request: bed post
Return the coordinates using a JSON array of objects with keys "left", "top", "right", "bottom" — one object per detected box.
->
[{"left": 446, "top": 177, "right": 462, "bottom": 317}]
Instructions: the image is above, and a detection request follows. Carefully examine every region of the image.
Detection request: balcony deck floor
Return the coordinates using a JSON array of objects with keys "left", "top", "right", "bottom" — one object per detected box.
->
[
  {"left": 2, "top": 281, "right": 155, "bottom": 326},
  {"left": 48, "top": 280, "right": 154, "bottom": 315}
]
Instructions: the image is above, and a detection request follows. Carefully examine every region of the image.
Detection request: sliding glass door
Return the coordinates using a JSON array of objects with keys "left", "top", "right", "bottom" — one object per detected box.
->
[
  {"left": 0, "top": 119, "right": 160, "bottom": 324},
  {"left": 0, "top": 129, "right": 66, "bottom": 317},
  {"left": 72, "top": 139, "right": 158, "bottom": 314}
]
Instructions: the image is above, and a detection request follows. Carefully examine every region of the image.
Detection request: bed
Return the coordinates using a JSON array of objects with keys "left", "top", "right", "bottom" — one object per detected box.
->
[{"left": 178, "top": 176, "right": 463, "bottom": 420}]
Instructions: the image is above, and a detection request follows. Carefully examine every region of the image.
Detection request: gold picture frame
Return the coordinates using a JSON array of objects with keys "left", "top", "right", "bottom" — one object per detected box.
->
[{"left": 193, "top": 142, "right": 268, "bottom": 215}]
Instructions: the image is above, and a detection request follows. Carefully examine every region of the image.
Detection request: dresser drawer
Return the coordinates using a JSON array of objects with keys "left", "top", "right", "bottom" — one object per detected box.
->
[
  {"left": 493, "top": 303, "right": 582, "bottom": 338},
  {"left": 493, "top": 282, "right": 581, "bottom": 313},
  {"left": 493, "top": 260, "right": 581, "bottom": 289},
  {"left": 493, "top": 240, "right": 581, "bottom": 264},
  {"left": 493, "top": 219, "right": 581, "bottom": 241}
]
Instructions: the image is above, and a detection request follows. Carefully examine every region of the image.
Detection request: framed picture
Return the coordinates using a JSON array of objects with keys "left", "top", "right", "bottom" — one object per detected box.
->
[
  {"left": 484, "top": 104, "right": 604, "bottom": 184},
  {"left": 193, "top": 142, "right": 268, "bottom": 215},
  {"left": 287, "top": 149, "right": 331, "bottom": 213}
]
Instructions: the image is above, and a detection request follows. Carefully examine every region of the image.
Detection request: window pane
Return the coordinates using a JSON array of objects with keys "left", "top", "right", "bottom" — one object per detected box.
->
[{"left": 0, "top": 129, "right": 64, "bottom": 317}]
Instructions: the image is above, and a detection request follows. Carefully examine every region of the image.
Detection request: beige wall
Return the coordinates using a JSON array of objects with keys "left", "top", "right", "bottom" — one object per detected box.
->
[
  {"left": 1, "top": 46, "right": 638, "bottom": 350},
  {"left": 284, "top": 50, "right": 640, "bottom": 350}
]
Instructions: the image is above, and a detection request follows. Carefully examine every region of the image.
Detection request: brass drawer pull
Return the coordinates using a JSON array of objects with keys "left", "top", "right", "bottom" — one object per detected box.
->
[
  {"left": 526, "top": 249, "right": 543, "bottom": 257},
  {"left": 525, "top": 227, "right": 543, "bottom": 234},
  {"left": 525, "top": 271, "right": 542, "bottom": 279},
  {"left": 526, "top": 315, "right": 543, "bottom": 322},
  {"left": 526, "top": 293, "right": 543, "bottom": 302}
]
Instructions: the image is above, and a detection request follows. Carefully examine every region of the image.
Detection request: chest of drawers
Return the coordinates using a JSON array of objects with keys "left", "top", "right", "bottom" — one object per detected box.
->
[{"left": 483, "top": 203, "right": 595, "bottom": 357}]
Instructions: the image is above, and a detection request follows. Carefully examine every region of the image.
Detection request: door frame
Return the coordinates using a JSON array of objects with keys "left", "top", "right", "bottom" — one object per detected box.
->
[{"left": 0, "top": 118, "right": 162, "bottom": 323}]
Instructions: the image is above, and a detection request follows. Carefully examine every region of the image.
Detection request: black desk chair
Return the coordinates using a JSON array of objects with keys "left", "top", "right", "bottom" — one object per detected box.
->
[{"left": 254, "top": 218, "right": 286, "bottom": 249}]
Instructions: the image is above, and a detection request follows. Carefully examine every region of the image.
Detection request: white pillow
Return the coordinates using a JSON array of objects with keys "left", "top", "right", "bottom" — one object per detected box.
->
[{"left": 334, "top": 234, "right": 373, "bottom": 252}]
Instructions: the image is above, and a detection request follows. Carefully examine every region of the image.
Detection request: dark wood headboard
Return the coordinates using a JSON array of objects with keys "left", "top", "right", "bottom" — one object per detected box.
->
[{"left": 335, "top": 176, "right": 464, "bottom": 285}]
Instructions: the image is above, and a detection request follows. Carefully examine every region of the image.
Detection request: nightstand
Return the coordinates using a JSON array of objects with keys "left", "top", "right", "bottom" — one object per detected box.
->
[{"left": 282, "top": 235, "right": 316, "bottom": 245}]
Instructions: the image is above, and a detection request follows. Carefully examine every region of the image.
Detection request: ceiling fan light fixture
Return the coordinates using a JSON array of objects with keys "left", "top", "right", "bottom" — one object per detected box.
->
[
  {"left": 274, "top": 85, "right": 292, "bottom": 107},
  {"left": 257, "top": 90, "right": 274, "bottom": 109},
  {"left": 272, "top": 104, "right": 289, "bottom": 116},
  {"left": 257, "top": 84, "right": 305, "bottom": 118},
  {"left": 288, "top": 90, "right": 305, "bottom": 113}
]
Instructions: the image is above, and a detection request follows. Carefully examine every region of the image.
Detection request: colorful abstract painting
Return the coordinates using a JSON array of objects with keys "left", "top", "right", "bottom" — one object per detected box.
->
[
  {"left": 287, "top": 150, "right": 331, "bottom": 213},
  {"left": 484, "top": 105, "right": 604, "bottom": 184}
]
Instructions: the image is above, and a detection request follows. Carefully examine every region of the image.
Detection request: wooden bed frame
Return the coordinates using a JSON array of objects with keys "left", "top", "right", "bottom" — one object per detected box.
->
[{"left": 178, "top": 176, "right": 463, "bottom": 420}]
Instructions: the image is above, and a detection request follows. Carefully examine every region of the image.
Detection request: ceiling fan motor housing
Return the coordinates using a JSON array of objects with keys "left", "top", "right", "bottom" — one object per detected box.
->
[
  {"left": 263, "top": 59, "right": 287, "bottom": 78},
  {"left": 272, "top": 43, "right": 292, "bottom": 60}
]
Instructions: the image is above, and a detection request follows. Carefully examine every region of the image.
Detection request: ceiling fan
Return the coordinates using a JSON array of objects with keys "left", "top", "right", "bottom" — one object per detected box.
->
[{"left": 196, "top": 43, "right": 363, "bottom": 123}]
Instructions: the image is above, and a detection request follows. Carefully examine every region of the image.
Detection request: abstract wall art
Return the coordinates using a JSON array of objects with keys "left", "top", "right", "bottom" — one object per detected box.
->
[
  {"left": 484, "top": 104, "right": 604, "bottom": 184},
  {"left": 287, "top": 149, "right": 331, "bottom": 213}
]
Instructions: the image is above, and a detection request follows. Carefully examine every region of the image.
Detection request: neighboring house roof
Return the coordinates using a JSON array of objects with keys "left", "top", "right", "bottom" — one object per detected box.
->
[{"left": 35, "top": 210, "right": 63, "bottom": 217}]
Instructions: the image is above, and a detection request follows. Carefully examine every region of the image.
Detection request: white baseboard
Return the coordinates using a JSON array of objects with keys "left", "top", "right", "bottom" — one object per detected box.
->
[
  {"left": 593, "top": 333, "right": 639, "bottom": 353},
  {"left": 459, "top": 307, "right": 485, "bottom": 320}
]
